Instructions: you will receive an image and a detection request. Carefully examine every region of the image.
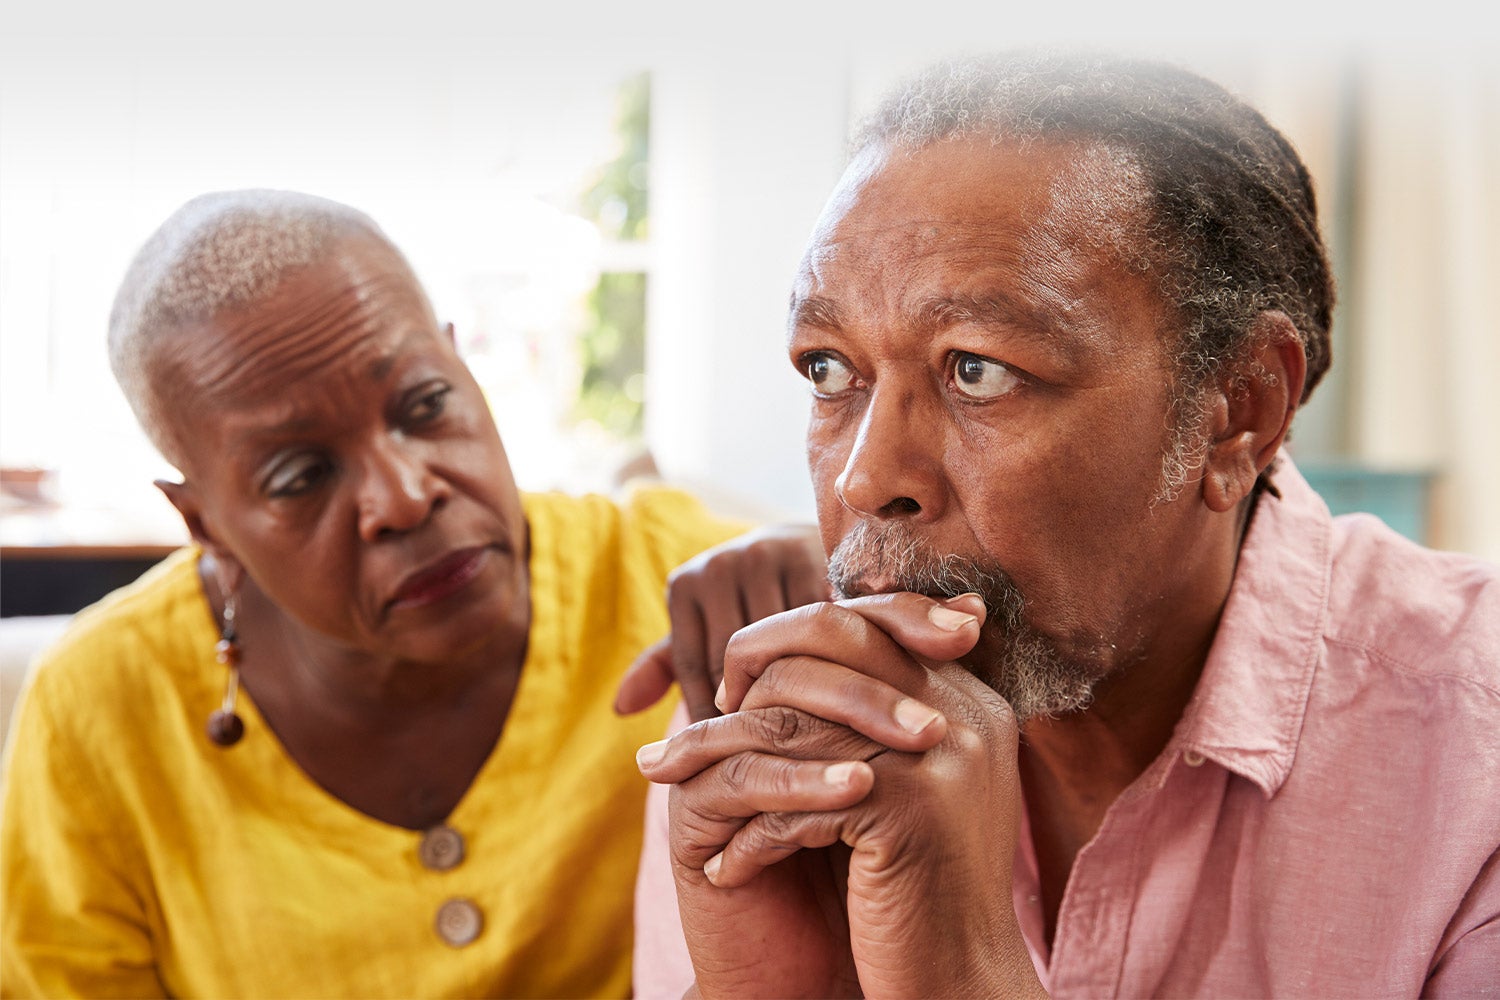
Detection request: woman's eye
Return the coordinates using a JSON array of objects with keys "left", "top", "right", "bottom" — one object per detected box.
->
[
  {"left": 804, "top": 354, "right": 857, "bottom": 395},
  {"left": 406, "top": 385, "right": 452, "bottom": 424},
  {"left": 952, "top": 353, "right": 1021, "bottom": 400},
  {"left": 266, "top": 457, "right": 330, "bottom": 498}
]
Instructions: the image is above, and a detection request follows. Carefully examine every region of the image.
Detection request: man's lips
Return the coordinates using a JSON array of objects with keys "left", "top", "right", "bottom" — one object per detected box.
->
[{"left": 386, "top": 546, "right": 491, "bottom": 612}]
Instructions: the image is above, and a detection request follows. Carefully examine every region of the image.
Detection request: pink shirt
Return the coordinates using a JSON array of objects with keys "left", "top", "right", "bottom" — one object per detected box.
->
[{"left": 634, "top": 457, "right": 1500, "bottom": 997}]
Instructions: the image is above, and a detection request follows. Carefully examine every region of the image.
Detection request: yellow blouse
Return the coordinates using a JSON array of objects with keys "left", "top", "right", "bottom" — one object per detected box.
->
[{"left": 1, "top": 486, "right": 744, "bottom": 998}]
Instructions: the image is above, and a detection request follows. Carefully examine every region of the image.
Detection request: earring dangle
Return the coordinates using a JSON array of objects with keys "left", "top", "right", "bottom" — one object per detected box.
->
[{"left": 206, "top": 592, "right": 245, "bottom": 747}]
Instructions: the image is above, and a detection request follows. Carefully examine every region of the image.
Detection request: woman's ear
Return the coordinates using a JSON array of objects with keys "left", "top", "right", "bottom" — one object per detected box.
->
[
  {"left": 155, "top": 478, "right": 243, "bottom": 585},
  {"left": 1201, "top": 311, "right": 1308, "bottom": 513}
]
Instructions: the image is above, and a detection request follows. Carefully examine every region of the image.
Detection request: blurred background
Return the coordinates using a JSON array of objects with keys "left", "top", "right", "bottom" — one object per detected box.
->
[{"left": 1, "top": 1, "right": 1496, "bottom": 620}]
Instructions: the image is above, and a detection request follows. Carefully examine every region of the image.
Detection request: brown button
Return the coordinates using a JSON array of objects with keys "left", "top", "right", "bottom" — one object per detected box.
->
[
  {"left": 419, "top": 825, "right": 465, "bottom": 871},
  {"left": 435, "top": 897, "right": 483, "bottom": 947}
]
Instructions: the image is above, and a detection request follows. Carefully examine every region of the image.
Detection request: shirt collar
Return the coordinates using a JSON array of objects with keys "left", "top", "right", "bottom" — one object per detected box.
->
[{"left": 1171, "top": 451, "right": 1331, "bottom": 796}]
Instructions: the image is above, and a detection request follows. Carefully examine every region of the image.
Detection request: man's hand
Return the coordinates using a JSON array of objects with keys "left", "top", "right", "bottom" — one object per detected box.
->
[
  {"left": 637, "top": 594, "right": 1046, "bottom": 998},
  {"left": 616, "top": 525, "right": 829, "bottom": 722}
]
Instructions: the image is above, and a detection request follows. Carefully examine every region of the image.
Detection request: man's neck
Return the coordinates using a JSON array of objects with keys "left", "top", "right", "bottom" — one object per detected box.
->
[
  {"left": 1016, "top": 632, "right": 1213, "bottom": 947},
  {"left": 1014, "top": 500, "right": 1250, "bottom": 946}
]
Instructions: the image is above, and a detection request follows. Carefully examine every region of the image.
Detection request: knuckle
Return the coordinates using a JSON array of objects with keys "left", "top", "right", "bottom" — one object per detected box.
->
[
  {"left": 699, "top": 555, "right": 736, "bottom": 588},
  {"left": 667, "top": 557, "right": 710, "bottom": 592},
  {"left": 948, "top": 721, "right": 989, "bottom": 759},
  {"left": 739, "top": 541, "right": 773, "bottom": 575},
  {"left": 801, "top": 600, "right": 846, "bottom": 630},
  {"left": 719, "top": 752, "right": 757, "bottom": 793},
  {"left": 723, "top": 626, "right": 752, "bottom": 661},
  {"left": 669, "top": 813, "right": 732, "bottom": 865},
  {"left": 665, "top": 579, "right": 696, "bottom": 614},
  {"left": 671, "top": 717, "right": 719, "bottom": 758},
  {"left": 765, "top": 705, "right": 808, "bottom": 744},
  {"left": 751, "top": 808, "right": 801, "bottom": 845},
  {"left": 665, "top": 560, "right": 692, "bottom": 589}
]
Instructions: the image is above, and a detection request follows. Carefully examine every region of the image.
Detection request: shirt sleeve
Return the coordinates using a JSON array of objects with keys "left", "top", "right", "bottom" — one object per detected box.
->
[
  {"left": 632, "top": 702, "right": 697, "bottom": 1000},
  {"left": 1, "top": 667, "right": 166, "bottom": 998}
]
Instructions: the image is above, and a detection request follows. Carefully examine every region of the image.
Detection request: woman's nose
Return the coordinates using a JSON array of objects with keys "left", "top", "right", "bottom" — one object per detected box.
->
[{"left": 357, "top": 438, "right": 450, "bottom": 541}]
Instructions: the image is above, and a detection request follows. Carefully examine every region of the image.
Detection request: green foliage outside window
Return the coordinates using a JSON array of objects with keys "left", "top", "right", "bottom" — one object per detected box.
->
[
  {"left": 574, "top": 271, "right": 647, "bottom": 437},
  {"left": 574, "top": 72, "right": 650, "bottom": 442},
  {"left": 580, "top": 72, "right": 649, "bottom": 242}
]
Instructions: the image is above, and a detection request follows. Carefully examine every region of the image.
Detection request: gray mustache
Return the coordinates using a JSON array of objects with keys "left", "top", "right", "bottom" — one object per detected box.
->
[{"left": 825, "top": 521, "right": 1026, "bottom": 633}]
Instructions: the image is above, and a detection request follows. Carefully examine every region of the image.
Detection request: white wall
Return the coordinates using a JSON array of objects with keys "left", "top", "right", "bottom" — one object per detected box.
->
[
  {"left": 3, "top": 4, "right": 1495, "bottom": 558},
  {"left": 646, "top": 47, "right": 851, "bottom": 523}
]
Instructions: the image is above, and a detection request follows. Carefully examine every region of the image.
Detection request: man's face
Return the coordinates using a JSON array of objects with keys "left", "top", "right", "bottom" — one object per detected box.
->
[
  {"left": 161, "top": 234, "right": 529, "bottom": 665},
  {"left": 791, "top": 137, "right": 1225, "bottom": 716}
]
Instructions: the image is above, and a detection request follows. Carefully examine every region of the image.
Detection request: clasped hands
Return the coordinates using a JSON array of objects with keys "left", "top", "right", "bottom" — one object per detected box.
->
[{"left": 637, "top": 592, "right": 1046, "bottom": 999}]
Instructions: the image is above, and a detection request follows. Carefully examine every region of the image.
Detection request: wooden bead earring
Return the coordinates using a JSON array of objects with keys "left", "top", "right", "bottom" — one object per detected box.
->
[{"left": 206, "top": 590, "right": 245, "bottom": 747}]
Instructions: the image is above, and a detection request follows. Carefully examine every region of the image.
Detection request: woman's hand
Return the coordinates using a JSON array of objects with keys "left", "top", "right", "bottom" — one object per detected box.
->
[{"left": 615, "top": 525, "right": 829, "bottom": 722}]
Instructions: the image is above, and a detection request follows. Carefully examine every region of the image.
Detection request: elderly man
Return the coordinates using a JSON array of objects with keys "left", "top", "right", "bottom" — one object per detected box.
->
[{"left": 633, "top": 53, "right": 1500, "bottom": 996}]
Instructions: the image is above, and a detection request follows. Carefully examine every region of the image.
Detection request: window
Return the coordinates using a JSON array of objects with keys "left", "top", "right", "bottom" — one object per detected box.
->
[{"left": 0, "top": 46, "right": 653, "bottom": 544}]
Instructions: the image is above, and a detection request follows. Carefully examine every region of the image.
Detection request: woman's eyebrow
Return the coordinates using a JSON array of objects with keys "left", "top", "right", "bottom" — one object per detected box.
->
[{"left": 368, "top": 327, "right": 439, "bottom": 380}]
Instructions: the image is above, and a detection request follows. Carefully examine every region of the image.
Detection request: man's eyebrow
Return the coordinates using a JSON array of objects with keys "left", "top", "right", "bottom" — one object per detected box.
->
[
  {"left": 790, "top": 293, "right": 1072, "bottom": 345},
  {"left": 789, "top": 295, "right": 845, "bottom": 331},
  {"left": 908, "top": 293, "right": 1066, "bottom": 341}
]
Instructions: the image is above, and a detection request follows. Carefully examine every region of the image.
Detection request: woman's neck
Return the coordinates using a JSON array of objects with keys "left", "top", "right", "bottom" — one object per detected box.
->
[{"left": 198, "top": 553, "right": 529, "bottom": 829}]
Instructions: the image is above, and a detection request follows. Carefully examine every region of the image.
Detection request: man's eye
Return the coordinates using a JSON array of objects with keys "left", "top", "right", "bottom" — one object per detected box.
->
[
  {"left": 952, "top": 353, "right": 1021, "bottom": 400},
  {"left": 804, "top": 354, "right": 857, "bottom": 395}
]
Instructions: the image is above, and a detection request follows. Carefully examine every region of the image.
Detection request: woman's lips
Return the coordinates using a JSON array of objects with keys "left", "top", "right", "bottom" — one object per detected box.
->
[{"left": 387, "top": 546, "right": 491, "bottom": 612}]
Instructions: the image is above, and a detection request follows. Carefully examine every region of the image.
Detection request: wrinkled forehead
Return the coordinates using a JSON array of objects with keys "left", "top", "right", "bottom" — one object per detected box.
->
[
  {"left": 797, "top": 135, "right": 1151, "bottom": 291},
  {"left": 171, "top": 234, "right": 431, "bottom": 363},
  {"left": 148, "top": 235, "right": 444, "bottom": 443}
]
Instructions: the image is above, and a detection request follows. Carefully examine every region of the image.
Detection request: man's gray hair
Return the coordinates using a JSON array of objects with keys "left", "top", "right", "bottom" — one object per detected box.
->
[
  {"left": 853, "top": 52, "right": 1335, "bottom": 495},
  {"left": 108, "top": 189, "right": 386, "bottom": 467}
]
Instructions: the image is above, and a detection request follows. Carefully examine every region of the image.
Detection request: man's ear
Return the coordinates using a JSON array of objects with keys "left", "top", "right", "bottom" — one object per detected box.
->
[
  {"left": 155, "top": 479, "right": 243, "bottom": 583},
  {"left": 1201, "top": 311, "right": 1308, "bottom": 513}
]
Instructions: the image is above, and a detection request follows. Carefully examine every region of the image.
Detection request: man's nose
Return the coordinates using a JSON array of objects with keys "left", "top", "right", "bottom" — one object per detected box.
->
[
  {"left": 833, "top": 387, "right": 946, "bottom": 521},
  {"left": 357, "top": 436, "right": 450, "bottom": 541}
]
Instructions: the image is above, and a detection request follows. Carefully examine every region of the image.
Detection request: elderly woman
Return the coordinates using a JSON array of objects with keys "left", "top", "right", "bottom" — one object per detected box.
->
[{"left": 0, "top": 190, "right": 825, "bottom": 997}]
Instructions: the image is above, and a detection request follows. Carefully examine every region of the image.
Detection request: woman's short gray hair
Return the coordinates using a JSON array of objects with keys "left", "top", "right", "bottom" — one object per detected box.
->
[{"left": 108, "top": 189, "right": 385, "bottom": 467}]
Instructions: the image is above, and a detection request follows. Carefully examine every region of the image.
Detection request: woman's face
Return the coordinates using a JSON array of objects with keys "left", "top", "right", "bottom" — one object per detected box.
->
[{"left": 159, "top": 235, "right": 529, "bottom": 665}]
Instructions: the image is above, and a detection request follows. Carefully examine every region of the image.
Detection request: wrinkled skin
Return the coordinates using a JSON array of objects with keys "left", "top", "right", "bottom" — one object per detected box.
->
[
  {"left": 640, "top": 135, "right": 1304, "bottom": 995},
  {"left": 157, "top": 234, "right": 532, "bottom": 828}
]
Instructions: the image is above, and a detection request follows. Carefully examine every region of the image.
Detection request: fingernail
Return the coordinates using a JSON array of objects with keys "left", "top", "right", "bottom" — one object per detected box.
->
[
  {"left": 704, "top": 852, "right": 723, "bottom": 883},
  {"left": 928, "top": 604, "right": 977, "bottom": 631},
  {"left": 636, "top": 740, "right": 668, "bottom": 769},
  {"left": 894, "top": 697, "right": 941, "bottom": 735},
  {"left": 714, "top": 679, "right": 727, "bottom": 712},
  {"left": 824, "top": 761, "right": 859, "bottom": 788}
]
